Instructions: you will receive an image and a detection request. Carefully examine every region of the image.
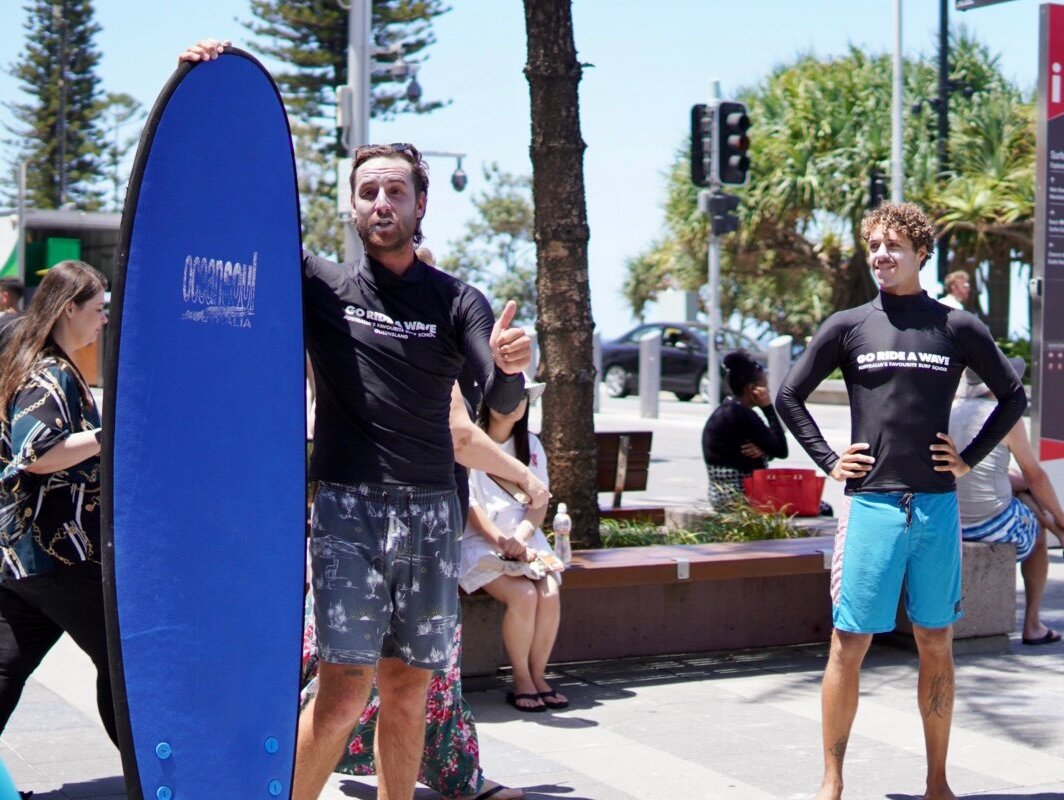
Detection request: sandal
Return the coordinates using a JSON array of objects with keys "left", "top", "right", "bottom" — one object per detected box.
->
[
  {"left": 505, "top": 691, "right": 546, "bottom": 712},
  {"left": 1021, "top": 628, "right": 1062, "bottom": 646},
  {"left": 538, "top": 690, "right": 569, "bottom": 710},
  {"left": 467, "top": 780, "right": 524, "bottom": 800}
]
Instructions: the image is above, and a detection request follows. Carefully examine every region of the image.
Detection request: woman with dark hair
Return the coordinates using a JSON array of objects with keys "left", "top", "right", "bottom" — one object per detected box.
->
[
  {"left": 701, "top": 349, "right": 788, "bottom": 507},
  {"left": 0, "top": 260, "right": 116, "bottom": 746},
  {"left": 460, "top": 384, "right": 566, "bottom": 713}
]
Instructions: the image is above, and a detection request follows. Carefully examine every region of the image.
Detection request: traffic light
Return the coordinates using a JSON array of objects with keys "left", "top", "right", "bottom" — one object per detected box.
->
[
  {"left": 715, "top": 101, "right": 750, "bottom": 185},
  {"left": 708, "top": 191, "right": 739, "bottom": 236},
  {"left": 868, "top": 168, "right": 887, "bottom": 209},
  {"left": 690, "top": 104, "right": 712, "bottom": 187}
]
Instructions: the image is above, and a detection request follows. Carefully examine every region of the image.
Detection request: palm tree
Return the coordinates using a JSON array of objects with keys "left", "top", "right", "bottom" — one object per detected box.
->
[{"left": 934, "top": 90, "right": 1034, "bottom": 337}]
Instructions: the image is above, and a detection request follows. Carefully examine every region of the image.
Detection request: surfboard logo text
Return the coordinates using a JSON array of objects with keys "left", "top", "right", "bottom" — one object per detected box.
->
[{"left": 181, "top": 252, "right": 258, "bottom": 328}]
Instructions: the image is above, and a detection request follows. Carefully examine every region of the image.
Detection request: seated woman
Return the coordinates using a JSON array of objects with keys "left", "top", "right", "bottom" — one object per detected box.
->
[
  {"left": 701, "top": 349, "right": 788, "bottom": 508},
  {"left": 460, "top": 384, "right": 567, "bottom": 713}
]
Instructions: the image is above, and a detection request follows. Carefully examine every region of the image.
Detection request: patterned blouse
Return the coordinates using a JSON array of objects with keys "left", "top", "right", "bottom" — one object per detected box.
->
[{"left": 0, "top": 350, "right": 101, "bottom": 579}]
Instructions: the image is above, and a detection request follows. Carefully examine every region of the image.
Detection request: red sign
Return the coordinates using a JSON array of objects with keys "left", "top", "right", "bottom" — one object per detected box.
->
[{"left": 1049, "top": 4, "right": 1064, "bottom": 121}]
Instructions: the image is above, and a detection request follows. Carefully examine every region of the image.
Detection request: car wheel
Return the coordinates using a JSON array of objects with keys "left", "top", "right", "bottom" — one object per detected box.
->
[
  {"left": 604, "top": 365, "right": 631, "bottom": 398},
  {"left": 674, "top": 391, "right": 696, "bottom": 402}
]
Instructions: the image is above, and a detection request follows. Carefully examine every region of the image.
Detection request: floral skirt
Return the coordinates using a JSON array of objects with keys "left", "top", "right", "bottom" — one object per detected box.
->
[{"left": 301, "top": 595, "right": 483, "bottom": 798}]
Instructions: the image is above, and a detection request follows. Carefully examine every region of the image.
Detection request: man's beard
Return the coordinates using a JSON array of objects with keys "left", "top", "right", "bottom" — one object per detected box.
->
[{"left": 354, "top": 212, "right": 418, "bottom": 255}]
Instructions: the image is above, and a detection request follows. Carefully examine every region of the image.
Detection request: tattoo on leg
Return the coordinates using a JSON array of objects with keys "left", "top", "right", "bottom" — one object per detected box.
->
[
  {"left": 343, "top": 667, "right": 369, "bottom": 678},
  {"left": 926, "top": 673, "right": 954, "bottom": 719},
  {"left": 828, "top": 736, "right": 848, "bottom": 763}
]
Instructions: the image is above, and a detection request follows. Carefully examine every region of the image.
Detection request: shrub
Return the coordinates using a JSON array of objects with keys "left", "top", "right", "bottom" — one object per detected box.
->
[{"left": 595, "top": 495, "right": 817, "bottom": 548}]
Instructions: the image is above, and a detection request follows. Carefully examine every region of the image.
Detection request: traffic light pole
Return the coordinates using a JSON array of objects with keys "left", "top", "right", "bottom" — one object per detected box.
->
[
  {"left": 690, "top": 84, "right": 749, "bottom": 410},
  {"left": 937, "top": 0, "right": 951, "bottom": 278},
  {"left": 706, "top": 227, "right": 722, "bottom": 412},
  {"left": 705, "top": 81, "right": 721, "bottom": 413}
]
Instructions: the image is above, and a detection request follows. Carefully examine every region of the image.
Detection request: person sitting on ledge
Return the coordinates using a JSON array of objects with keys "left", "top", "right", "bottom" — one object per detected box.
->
[
  {"left": 951, "top": 358, "right": 1064, "bottom": 646},
  {"left": 701, "top": 349, "right": 788, "bottom": 508}
]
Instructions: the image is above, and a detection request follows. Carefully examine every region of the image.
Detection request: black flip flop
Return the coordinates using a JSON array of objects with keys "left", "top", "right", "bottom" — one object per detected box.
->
[
  {"left": 538, "top": 690, "right": 569, "bottom": 710},
  {"left": 1021, "top": 628, "right": 1062, "bottom": 646},
  {"left": 505, "top": 691, "right": 546, "bottom": 712}
]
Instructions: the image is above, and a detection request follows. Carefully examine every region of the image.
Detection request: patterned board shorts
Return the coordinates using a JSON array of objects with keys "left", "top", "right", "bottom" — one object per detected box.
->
[
  {"left": 961, "top": 496, "right": 1039, "bottom": 562},
  {"left": 310, "top": 481, "right": 463, "bottom": 670}
]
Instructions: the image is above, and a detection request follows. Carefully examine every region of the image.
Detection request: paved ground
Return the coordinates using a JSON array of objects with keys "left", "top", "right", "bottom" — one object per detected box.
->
[{"left": 5, "top": 396, "right": 1064, "bottom": 799}]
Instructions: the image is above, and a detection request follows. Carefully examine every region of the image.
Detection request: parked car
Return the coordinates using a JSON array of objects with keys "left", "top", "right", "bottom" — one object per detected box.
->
[{"left": 600, "top": 322, "right": 767, "bottom": 402}]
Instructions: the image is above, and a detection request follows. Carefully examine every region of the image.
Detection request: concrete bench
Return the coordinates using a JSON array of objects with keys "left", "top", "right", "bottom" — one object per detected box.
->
[{"left": 459, "top": 535, "right": 1019, "bottom": 676}]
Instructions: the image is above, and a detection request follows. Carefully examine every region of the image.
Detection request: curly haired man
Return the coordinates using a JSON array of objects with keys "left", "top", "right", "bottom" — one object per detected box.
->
[{"left": 777, "top": 202, "right": 1027, "bottom": 800}]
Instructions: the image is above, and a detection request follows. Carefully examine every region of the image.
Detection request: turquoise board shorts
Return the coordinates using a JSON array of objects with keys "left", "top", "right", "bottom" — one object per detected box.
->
[{"left": 832, "top": 491, "right": 963, "bottom": 634}]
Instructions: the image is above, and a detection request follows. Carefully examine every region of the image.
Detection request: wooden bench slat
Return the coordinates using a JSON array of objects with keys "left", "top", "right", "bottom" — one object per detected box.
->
[{"left": 596, "top": 430, "right": 654, "bottom": 509}]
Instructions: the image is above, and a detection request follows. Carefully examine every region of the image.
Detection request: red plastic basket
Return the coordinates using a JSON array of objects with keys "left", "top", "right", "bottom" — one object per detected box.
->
[{"left": 742, "top": 468, "right": 825, "bottom": 516}]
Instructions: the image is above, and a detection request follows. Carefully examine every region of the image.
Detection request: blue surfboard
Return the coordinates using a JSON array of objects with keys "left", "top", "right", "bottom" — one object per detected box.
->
[{"left": 102, "top": 49, "right": 305, "bottom": 800}]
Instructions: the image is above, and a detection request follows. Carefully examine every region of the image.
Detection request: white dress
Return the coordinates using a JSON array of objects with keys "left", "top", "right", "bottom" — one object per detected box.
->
[{"left": 459, "top": 433, "right": 553, "bottom": 593}]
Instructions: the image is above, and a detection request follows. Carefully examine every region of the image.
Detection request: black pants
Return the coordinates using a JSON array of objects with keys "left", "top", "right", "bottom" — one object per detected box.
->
[{"left": 0, "top": 562, "right": 117, "bottom": 745}]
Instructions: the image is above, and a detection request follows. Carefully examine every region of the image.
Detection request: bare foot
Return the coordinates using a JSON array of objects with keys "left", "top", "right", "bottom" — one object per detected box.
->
[
  {"left": 814, "top": 779, "right": 843, "bottom": 800},
  {"left": 463, "top": 778, "right": 524, "bottom": 799},
  {"left": 923, "top": 782, "right": 957, "bottom": 800}
]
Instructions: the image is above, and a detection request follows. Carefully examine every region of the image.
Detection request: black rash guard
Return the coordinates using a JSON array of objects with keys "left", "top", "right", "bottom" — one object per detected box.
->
[
  {"left": 701, "top": 399, "right": 788, "bottom": 474},
  {"left": 776, "top": 291, "right": 1026, "bottom": 495},
  {"left": 303, "top": 253, "right": 524, "bottom": 488}
]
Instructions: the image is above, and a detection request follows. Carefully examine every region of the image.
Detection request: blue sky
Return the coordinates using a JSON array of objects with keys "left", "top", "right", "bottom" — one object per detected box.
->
[{"left": 0, "top": 0, "right": 1046, "bottom": 336}]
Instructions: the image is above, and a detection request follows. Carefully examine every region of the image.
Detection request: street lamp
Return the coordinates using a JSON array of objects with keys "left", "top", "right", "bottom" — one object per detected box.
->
[{"left": 420, "top": 152, "right": 467, "bottom": 193}]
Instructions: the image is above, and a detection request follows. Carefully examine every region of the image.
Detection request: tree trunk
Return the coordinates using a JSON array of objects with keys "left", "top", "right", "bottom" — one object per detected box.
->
[
  {"left": 523, "top": 0, "right": 599, "bottom": 547},
  {"left": 984, "top": 246, "right": 1011, "bottom": 340}
]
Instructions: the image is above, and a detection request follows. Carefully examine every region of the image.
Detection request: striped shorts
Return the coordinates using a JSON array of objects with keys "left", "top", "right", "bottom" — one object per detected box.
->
[{"left": 961, "top": 496, "right": 1039, "bottom": 562}]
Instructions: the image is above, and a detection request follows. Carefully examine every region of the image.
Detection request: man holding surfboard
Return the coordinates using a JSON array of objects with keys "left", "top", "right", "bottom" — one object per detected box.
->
[{"left": 180, "top": 37, "right": 541, "bottom": 800}]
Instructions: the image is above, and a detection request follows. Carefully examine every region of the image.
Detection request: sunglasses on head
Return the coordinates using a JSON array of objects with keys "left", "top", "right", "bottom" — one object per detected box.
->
[{"left": 354, "top": 142, "right": 419, "bottom": 159}]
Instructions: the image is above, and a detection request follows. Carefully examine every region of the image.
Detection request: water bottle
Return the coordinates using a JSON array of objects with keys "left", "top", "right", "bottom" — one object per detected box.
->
[{"left": 552, "top": 502, "right": 572, "bottom": 566}]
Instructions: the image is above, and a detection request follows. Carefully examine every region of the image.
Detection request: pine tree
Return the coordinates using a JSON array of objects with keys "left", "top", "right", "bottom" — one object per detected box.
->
[
  {"left": 245, "top": 0, "right": 450, "bottom": 140},
  {"left": 6, "top": 0, "right": 105, "bottom": 210},
  {"left": 245, "top": 0, "right": 450, "bottom": 255}
]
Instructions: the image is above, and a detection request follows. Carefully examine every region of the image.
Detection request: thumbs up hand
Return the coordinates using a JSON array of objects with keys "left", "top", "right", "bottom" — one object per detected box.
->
[{"left": 490, "top": 300, "right": 532, "bottom": 375}]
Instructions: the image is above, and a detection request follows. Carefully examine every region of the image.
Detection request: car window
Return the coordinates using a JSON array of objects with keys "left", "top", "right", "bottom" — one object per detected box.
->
[
  {"left": 662, "top": 327, "right": 685, "bottom": 347},
  {"left": 622, "top": 324, "right": 660, "bottom": 344}
]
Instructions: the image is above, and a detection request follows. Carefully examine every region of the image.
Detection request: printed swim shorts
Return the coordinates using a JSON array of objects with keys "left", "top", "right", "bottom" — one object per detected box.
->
[{"left": 310, "top": 481, "right": 463, "bottom": 670}]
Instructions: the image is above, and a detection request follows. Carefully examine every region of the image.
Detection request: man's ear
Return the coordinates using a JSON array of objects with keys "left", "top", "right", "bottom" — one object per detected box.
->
[{"left": 416, "top": 191, "right": 427, "bottom": 221}]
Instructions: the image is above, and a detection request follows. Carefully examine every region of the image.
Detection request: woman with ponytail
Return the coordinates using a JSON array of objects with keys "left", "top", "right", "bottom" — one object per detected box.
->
[
  {"left": 701, "top": 349, "right": 788, "bottom": 507},
  {"left": 0, "top": 260, "right": 116, "bottom": 747}
]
